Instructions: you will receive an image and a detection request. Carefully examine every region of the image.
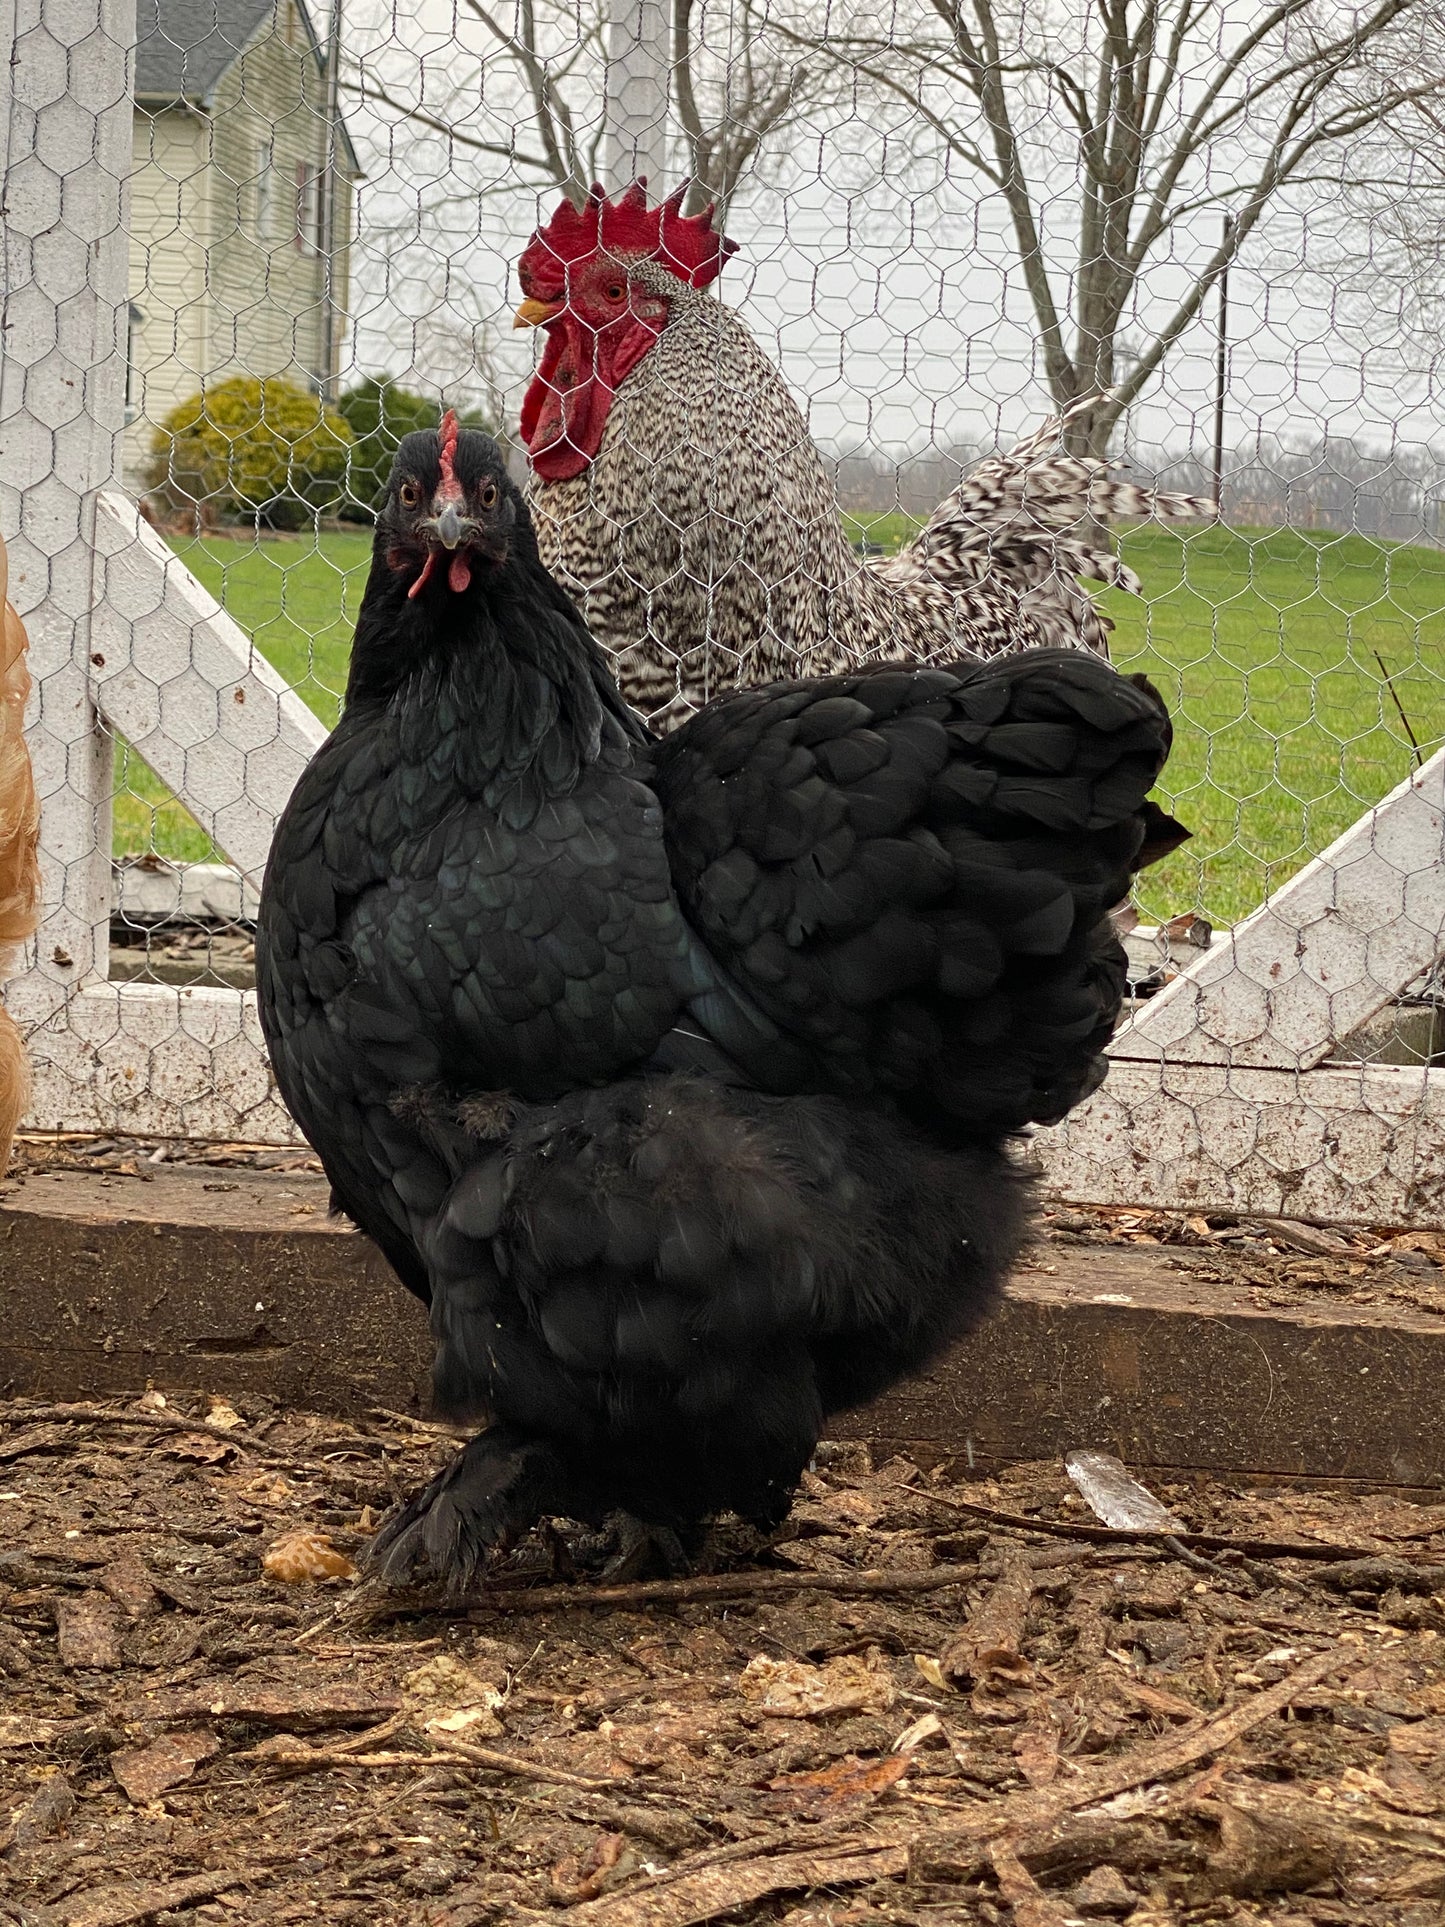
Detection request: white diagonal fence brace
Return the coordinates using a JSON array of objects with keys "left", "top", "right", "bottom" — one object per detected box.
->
[{"left": 1039, "top": 747, "right": 1445, "bottom": 1226}]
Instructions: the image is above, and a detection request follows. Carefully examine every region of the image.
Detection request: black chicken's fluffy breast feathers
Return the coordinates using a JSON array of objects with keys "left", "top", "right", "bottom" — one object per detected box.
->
[
  {"left": 415, "top": 1075, "right": 1027, "bottom": 1529},
  {"left": 654, "top": 650, "right": 1181, "bottom": 1133}
]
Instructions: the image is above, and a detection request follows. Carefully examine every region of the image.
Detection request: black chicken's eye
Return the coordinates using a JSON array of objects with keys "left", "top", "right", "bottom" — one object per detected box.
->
[
  {"left": 399, "top": 481, "right": 420, "bottom": 508},
  {"left": 480, "top": 481, "right": 499, "bottom": 510}
]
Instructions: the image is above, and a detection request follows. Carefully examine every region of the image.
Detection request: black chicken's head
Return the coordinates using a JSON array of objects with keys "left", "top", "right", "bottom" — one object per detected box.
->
[{"left": 380, "top": 412, "right": 520, "bottom": 600}]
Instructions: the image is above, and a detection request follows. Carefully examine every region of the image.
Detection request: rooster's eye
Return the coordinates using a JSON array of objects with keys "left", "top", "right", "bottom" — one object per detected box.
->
[
  {"left": 399, "top": 482, "right": 420, "bottom": 509},
  {"left": 480, "top": 482, "right": 499, "bottom": 510},
  {"left": 606, "top": 283, "right": 625, "bottom": 302}
]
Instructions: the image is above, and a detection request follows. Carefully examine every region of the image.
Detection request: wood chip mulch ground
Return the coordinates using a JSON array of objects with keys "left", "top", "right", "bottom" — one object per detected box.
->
[{"left": 3, "top": 1396, "right": 1445, "bottom": 1926}]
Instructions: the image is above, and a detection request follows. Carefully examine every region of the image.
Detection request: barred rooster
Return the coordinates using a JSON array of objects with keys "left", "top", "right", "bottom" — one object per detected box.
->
[
  {"left": 257, "top": 418, "right": 1186, "bottom": 1585},
  {"left": 0, "top": 534, "right": 40, "bottom": 1168},
  {"left": 515, "top": 184, "right": 1211, "bottom": 730}
]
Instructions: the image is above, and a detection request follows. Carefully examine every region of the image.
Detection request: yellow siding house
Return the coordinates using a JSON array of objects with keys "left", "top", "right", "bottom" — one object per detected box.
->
[{"left": 126, "top": 0, "right": 359, "bottom": 485}]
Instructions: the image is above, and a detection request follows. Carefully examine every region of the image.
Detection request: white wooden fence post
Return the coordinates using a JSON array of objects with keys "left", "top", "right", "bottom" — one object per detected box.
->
[
  {"left": 0, "top": 0, "right": 327, "bottom": 1141},
  {"left": 0, "top": 0, "right": 135, "bottom": 1004}
]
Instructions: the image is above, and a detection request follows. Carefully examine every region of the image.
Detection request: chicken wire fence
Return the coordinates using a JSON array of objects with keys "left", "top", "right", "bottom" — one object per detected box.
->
[{"left": 2, "top": 0, "right": 1444, "bottom": 1223}]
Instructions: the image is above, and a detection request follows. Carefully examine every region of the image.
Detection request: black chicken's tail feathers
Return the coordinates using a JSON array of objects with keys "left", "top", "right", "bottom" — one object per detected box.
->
[{"left": 410, "top": 1074, "right": 1029, "bottom": 1533}]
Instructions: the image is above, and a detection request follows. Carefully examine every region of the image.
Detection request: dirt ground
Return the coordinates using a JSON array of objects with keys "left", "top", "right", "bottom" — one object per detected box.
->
[{"left": 4, "top": 1394, "right": 1445, "bottom": 1927}]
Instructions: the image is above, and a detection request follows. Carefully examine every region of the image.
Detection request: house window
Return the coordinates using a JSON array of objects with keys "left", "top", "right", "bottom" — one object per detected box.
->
[
  {"left": 255, "top": 140, "right": 275, "bottom": 238},
  {"left": 295, "top": 162, "right": 320, "bottom": 255}
]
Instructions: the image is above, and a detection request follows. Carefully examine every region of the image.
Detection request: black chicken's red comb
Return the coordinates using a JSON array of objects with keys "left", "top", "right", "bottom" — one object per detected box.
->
[
  {"left": 518, "top": 181, "right": 738, "bottom": 300},
  {"left": 437, "top": 408, "right": 462, "bottom": 501}
]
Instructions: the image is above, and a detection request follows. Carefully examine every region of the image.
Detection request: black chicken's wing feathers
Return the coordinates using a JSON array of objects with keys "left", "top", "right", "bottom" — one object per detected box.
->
[{"left": 656, "top": 649, "right": 1180, "bottom": 1134}]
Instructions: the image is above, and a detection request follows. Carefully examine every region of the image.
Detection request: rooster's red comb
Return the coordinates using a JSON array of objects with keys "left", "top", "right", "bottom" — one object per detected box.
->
[{"left": 518, "top": 181, "right": 738, "bottom": 299}]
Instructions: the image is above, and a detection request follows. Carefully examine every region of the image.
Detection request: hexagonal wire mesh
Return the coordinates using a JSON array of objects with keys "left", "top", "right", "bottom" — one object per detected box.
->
[{"left": 1, "top": 0, "right": 1444, "bottom": 1219}]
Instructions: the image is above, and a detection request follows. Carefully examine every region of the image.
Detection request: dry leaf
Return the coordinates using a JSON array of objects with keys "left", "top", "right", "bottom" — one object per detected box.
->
[
  {"left": 240, "top": 1473, "right": 291, "bottom": 1505},
  {"left": 426, "top": 1704, "right": 505, "bottom": 1740},
  {"left": 261, "top": 1530, "right": 356, "bottom": 1584},
  {"left": 738, "top": 1651, "right": 896, "bottom": 1719},
  {"left": 205, "top": 1399, "right": 246, "bottom": 1431},
  {"left": 550, "top": 1830, "right": 629, "bottom": 1903},
  {"left": 893, "top": 1712, "right": 944, "bottom": 1753},
  {"left": 763, "top": 1752, "right": 910, "bottom": 1818}
]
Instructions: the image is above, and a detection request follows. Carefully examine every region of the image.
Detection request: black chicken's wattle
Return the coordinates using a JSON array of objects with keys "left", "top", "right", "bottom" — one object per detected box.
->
[{"left": 256, "top": 423, "right": 1184, "bottom": 1590}]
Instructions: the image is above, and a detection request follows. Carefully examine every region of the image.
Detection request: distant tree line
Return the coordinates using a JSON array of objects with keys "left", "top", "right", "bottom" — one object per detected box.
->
[{"left": 831, "top": 434, "right": 1445, "bottom": 545}]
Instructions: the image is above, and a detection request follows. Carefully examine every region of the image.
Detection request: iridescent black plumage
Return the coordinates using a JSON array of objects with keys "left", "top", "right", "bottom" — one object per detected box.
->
[{"left": 257, "top": 424, "right": 1185, "bottom": 1587}]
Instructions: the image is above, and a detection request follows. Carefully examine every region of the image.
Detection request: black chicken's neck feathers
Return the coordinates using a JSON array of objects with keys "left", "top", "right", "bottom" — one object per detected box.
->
[{"left": 344, "top": 528, "right": 650, "bottom": 794}]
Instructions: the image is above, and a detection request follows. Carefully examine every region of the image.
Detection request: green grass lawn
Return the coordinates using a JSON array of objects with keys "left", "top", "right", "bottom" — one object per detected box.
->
[{"left": 114, "top": 520, "right": 1445, "bottom": 926}]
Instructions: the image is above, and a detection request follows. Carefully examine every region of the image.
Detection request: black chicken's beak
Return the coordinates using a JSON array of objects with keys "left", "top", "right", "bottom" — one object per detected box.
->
[{"left": 435, "top": 502, "right": 465, "bottom": 550}]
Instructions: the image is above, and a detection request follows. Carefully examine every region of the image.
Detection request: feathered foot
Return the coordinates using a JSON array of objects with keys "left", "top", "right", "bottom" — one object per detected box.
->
[
  {"left": 368, "top": 1425, "right": 574, "bottom": 1593},
  {"left": 598, "top": 1511, "right": 692, "bottom": 1582}
]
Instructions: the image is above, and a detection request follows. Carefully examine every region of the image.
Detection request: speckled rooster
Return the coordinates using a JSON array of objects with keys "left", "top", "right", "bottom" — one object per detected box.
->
[
  {"left": 0, "top": 534, "right": 40, "bottom": 1169},
  {"left": 516, "top": 184, "right": 1212, "bottom": 729}
]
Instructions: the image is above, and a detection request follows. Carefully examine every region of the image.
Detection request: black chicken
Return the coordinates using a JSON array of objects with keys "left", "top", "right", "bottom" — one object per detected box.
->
[{"left": 256, "top": 413, "right": 1185, "bottom": 1586}]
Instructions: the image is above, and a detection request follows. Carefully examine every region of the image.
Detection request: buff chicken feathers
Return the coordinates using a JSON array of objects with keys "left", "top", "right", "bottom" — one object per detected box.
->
[{"left": 0, "top": 534, "right": 40, "bottom": 1168}]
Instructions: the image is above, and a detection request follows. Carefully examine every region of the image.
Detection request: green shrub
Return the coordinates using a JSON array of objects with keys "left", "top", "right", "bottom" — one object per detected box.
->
[
  {"left": 336, "top": 379, "right": 494, "bottom": 519},
  {"left": 147, "top": 376, "right": 353, "bottom": 530}
]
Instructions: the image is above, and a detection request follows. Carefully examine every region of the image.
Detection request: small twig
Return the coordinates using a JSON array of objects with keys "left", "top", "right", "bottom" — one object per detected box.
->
[
  {"left": 324, "top": 1711, "right": 412, "bottom": 1755},
  {"left": 1373, "top": 647, "right": 1424, "bottom": 769},
  {"left": 0, "top": 1403, "right": 300, "bottom": 1470},
  {"left": 302, "top": 1639, "right": 445, "bottom": 1661},
  {"left": 910, "top": 1487, "right": 1413, "bottom": 1565},
  {"left": 455, "top": 1562, "right": 983, "bottom": 1614},
  {"left": 427, "top": 1736, "right": 632, "bottom": 1792},
  {"left": 909, "top": 1645, "right": 1352, "bottom": 1872},
  {"left": 364, "top": 1407, "right": 460, "bottom": 1437},
  {"left": 241, "top": 1745, "right": 477, "bottom": 1771}
]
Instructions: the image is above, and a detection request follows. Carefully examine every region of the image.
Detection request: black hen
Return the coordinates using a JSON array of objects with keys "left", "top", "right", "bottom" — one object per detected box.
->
[{"left": 256, "top": 414, "right": 1185, "bottom": 1587}]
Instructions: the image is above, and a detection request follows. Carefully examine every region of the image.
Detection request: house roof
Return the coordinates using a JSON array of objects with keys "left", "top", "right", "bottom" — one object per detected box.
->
[{"left": 135, "top": 0, "right": 360, "bottom": 172}]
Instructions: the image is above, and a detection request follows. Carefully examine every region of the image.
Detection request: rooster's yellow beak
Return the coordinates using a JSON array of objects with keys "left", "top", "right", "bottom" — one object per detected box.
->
[{"left": 513, "top": 298, "right": 561, "bottom": 330}]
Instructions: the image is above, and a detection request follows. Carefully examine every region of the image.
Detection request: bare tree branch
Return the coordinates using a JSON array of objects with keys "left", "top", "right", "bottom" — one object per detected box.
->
[{"left": 775, "top": 0, "right": 1445, "bottom": 454}]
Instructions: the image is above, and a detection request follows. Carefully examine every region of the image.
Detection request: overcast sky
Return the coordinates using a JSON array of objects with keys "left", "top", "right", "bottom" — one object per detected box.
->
[{"left": 338, "top": 0, "right": 1445, "bottom": 479}]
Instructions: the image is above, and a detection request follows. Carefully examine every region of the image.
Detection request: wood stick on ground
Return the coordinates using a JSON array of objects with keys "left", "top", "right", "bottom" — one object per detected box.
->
[
  {"left": 243, "top": 1733, "right": 630, "bottom": 1796},
  {"left": 912, "top": 1488, "right": 1411, "bottom": 1564},
  {"left": 423, "top": 1734, "right": 641, "bottom": 1793},
  {"left": 243, "top": 1745, "right": 480, "bottom": 1771},
  {"left": 448, "top": 1561, "right": 982, "bottom": 1616},
  {"left": 0, "top": 1403, "right": 319, "bottom": 1471},
  {"left": 523, "top": 1839, "right": 910, "bottom": 1927},
  {"left": 940, "top": 1549, "right": 1056, "bottom": 1686},
  {"left": 910, "top": 1645, "right": 1351, "bottom": 1878}
]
